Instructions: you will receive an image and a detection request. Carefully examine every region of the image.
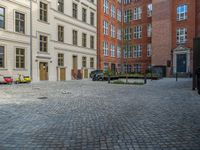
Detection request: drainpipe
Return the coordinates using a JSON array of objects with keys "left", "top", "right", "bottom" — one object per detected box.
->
[
  {"left": 30, "top": 0, "right": 33, "bottom": 80},
  {"left": 121, "top": 1, "right": 124, "bottom": 73}
]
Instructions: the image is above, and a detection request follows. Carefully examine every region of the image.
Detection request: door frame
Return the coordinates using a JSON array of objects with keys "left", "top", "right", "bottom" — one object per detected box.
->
[{"left": 173, "top": 46, "right": 190, "bottom": 74}]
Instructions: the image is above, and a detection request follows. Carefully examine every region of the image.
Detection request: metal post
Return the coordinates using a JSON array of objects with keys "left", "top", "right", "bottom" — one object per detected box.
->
[
  {"left": 108, "top": 75, "right": 110, "bottom": 84},
  {"left": 30, "top": 0, "right": 33, "bottom": 80},
  {"left": 126, "top": 58, "right": 128, "bottom": 84},
  {"left": 151, "top": 66, "right": 153, "bottom": 81},
  {"left": 144, "top": 73, "right": 147, "bottom": 84},
  {"left": 176, "top": 72, "right": 178, "bottom": 82}
]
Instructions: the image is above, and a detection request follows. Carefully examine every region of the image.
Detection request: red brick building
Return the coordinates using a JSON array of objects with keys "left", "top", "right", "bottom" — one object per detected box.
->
[
  {"left": 97, "top": 0, "right": 122, "bottom": 73},
  {"left": 97, "top": 0, "right": 199, "bottom": 76}
]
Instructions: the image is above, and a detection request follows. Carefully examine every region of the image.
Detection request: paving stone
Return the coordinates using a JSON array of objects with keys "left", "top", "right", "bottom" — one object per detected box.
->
[{"left": 0, "top": 78, "right": 200, "bottom": 149}]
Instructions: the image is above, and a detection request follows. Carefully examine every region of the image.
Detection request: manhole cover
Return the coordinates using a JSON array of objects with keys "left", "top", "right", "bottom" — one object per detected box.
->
[{"left": 37, "top": 97, "right": 48, "bottom": 99}]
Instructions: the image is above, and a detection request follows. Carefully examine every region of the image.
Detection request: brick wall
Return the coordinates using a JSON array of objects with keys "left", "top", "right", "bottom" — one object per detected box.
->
[{"left": 152, "top": 0, "right": 172, "bottom": 70}]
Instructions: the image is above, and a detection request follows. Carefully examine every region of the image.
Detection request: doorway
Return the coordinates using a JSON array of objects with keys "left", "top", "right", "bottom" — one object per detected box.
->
[
  {"left": 84, "top": 69, "right": 88, "bottom": 78},
  {"left": 73, "top": 56, "right": 78, "bottom": 70},
  {"left": 176, "top": 54, "right": 187, "bottom": 73},
  {"left": 72, "top": 55, "right": 78, "bottom": 79},
  {"left": 60, "top": 68, "right": 66, "bottom": 81},
  {"left": 39, "top": 62, "right": 48, "bottom": 81}
]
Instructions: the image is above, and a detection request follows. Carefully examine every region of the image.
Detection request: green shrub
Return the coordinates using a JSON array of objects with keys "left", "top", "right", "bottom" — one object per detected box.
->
[{"left": 112, "top": 80, "right": 144, "bottom": 85}]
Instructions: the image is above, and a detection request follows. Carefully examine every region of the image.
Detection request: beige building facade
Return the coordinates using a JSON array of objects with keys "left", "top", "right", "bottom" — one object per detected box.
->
[{"left": 0, "top": 0, "right": 97, "bottom": 82}]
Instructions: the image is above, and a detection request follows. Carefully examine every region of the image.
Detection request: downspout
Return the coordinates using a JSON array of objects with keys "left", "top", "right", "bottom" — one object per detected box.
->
[{"left": 30, "top": 0, "right": 33, "bottom": 80}]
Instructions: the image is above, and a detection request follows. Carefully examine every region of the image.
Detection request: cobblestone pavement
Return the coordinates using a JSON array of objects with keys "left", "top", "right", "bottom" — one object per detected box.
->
[{"left": 0, "top": 78, "right": 200, "bottom": 150}]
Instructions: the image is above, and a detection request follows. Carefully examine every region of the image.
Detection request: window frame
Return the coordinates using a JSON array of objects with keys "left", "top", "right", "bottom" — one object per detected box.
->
[
  {"left": 0, "top": 7, "right": 5, "bottom": 29},
  {"left": 0, "top": 46, "right": 5, "bottom": 68},
  {"left": 15, "top": 11, "right": 25, "bottom": 34},
  {"left": 16, "top": 48, "right": 25, "bottom": 69}
]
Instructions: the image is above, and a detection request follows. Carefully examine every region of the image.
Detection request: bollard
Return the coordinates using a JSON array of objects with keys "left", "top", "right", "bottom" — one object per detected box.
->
[
  {"left": 144, "top": 74, "right": 147, "bottom": 84},
  {"left": 176, "top": 73, "right": 178, "bottom": 82},
  {"left": 197, "top": 68, "right": 200, "bottom": 95},
  {"left": 108, "top": 75, "right": 111, "bottom": 84}
]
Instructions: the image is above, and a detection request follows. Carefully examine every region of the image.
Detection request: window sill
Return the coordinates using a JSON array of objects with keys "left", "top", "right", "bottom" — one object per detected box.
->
[
  {"left": 14, "top": 31, "right": 26, "bottom": 36},
  {"left": 13, "top": 68, "right": 28, "bottom": 71},
  {"left": 37, "top": 51, "right": 50, "bottom": 55},
  {"left": 37, "top": 19, "right": 50, "bottom": 25},
  {"left": 0, "top": 68, "right": 8, "bottom": 71}
]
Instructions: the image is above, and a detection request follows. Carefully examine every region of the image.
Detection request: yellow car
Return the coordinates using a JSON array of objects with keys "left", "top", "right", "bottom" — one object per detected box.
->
[{"left": 15, "top": 74, "right": 31, "bottom": 84}]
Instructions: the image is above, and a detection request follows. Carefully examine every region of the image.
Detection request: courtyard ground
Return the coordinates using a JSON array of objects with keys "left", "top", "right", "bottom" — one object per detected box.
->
[{"left": 0, "top": 78, "right": 200, "bottom": 150}]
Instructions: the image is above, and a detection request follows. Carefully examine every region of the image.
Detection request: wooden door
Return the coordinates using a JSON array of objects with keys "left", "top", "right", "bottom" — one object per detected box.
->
[
  {"left": 40, "top": 62, "right": 48, "bottom": 81},
  {"left": 84, "top": 69, "right": 88, "bottom": 78},
  {"left": 60, "top": 68, "right": 66, "bottom": 81},
  {"left": 73, "top": 56, "right": 78, "bottom": 70}
]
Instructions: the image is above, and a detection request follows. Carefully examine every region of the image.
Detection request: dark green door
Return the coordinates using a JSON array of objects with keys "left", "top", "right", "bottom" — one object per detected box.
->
[{"left": 177, "top": 54, "right": 186, "bottom": 73}]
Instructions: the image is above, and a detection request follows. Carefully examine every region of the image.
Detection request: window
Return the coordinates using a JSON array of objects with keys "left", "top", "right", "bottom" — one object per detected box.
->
[
  {"left": 103, "top": 41, "right": 108, "bottom": 56},
  {"left": 117, "top": 9, "right": 121, "bottom": 22},
  {"left": 0, "top": 46, "right": 4, "bottom": 68},
  {"left": 134, "top": 45, "right": 142, "bottom": 58},
  {"left": 58, "top": 25, "right": 64, "bottom": 42},
  {"left": 123, "top": 0, "right": 131, "bottom": 5},
  {"left": 82, "top": 33, "right": 87, "bottom": 47},
  {"left": 90, "top": 57, "right": 94, "bottom": 68},
  {"left": 15, "top": 12, "right": 25, "bottom": 34},
  {"left": 117, "top": 27, "right": 121, "bottom": 40},
  {"left": 134, "top": 64, "right": 141, "bottom": 73},
  {"left": 16, "top": 48, "right": 25, "bottom": 69},
  {"left": 103, "top": 0, "right": 109, "bottom": 14},
  {"left": 90, "top": 35, "right": 94, "bottom": 49},
  {"left": 124, "top": 64, "right": 132, "bottom": 73},
  {"left": 0, "top": 7, "right": 5, "bottom": 29},
  {"left": 124, "top": 45, "right": 132, "bottom": 58},
  {"left": 58, "top": 0, "right": 64, "bottom": 13},
  {"left": 82, "top": 57, "right": 87, "bottom": 68},
  {"left": 40, "top": 2, "right": 48, "bottom": 22},
  {"left": 111, "top": 5, "right": 115, "bottom": 18},
  {"left": 40, "top": 35, "right": 48, "bottom": 52},
  {"left": 72, "top": 3, "right": 78, "bottom": 19},
  {"left": 147, "top": 4, "right": 152, "bottom": 17},
  {"left": 82, "top": 8, "right": 87, "bottom": 22},
  {"left": 72, "top": 30, "right": 78, "bottom": 45},
  {"left": 103, "top": 20, "right": 109, "bottom": 35},
  {"left": 124, "top": 10, "right": 132, "bottom": 23},
  {"left": 147, "top": 24, "right": 152, "bottom": 37},
  {"left": 124, "top": 28, "right": 132, "bottom": 40},
  {"left": 90, "top": 12, "right": 94, "bottom": 26},
  {"left": 104, "top": 63, "right": 109, "bottom": 71},
  {"left": 177, "top": 5, "right": 188, "bottom": 21},
  {"left": 147, "top": 44, "right": 152, "bottom": 57},
  {"left": 117, "top": 46, "right": 121, "bottom": 58},
  {"left": 134, "top": 26, "right": 142, "bottom": 39},
  {"left": 177, "top": 28, "right": 187, "bottom": 44},
  {"left": 110, "top": 44, "right": 115, "bottom": 57},
  {"left": 111, "top": 24, "right": 115, "bottom": 38},
  {"left": 133, "top": 7, "right": 142, "bottom": 20},
  {"left": 58, "top": 53, "right": 64, "bottom": 66}
]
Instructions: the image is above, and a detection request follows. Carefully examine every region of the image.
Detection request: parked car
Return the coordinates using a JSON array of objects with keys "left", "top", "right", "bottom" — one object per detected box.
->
[
  {"left": 90, "top": 70, "right": 103, "bottom": 78},
  {"left": 15, "top": 74, "right": 31, "bottom": 84},
  {"left": 92, "top": 72, "right": 104, "bottom": 81},
  {"left": 0, "top": 74, "right": 13, "bottom": 84}
]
